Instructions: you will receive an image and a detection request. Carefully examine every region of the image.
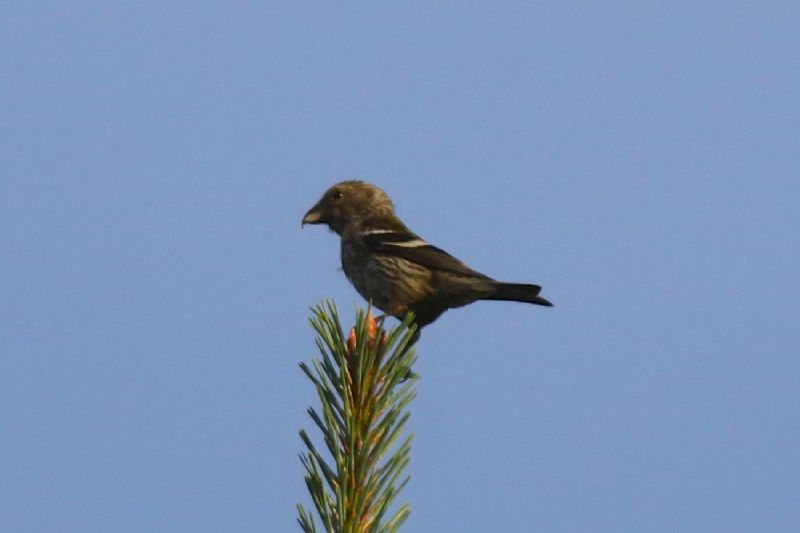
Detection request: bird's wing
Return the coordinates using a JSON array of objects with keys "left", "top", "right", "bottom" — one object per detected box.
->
[{"left": 361, "top": 230, "right": 489, "bottom": 278}]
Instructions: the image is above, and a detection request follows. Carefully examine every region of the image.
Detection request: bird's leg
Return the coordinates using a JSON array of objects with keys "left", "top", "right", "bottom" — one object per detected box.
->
[
  {"left": 373, "top": 313, "right": 388, "bottom": 328},
  {"left": 369, "top": 310, "right": 420, "bottom": 381}
]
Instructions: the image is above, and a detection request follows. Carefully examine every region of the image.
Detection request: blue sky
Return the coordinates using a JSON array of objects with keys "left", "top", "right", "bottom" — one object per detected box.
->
[{"left": 2, "top": 3, "right": 798, "bottom": 532}]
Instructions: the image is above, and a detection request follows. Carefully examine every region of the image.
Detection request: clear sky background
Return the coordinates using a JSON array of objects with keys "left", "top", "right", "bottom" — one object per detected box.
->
[{"left": 2, "top": 3, "right": 798, "bottom": 532}]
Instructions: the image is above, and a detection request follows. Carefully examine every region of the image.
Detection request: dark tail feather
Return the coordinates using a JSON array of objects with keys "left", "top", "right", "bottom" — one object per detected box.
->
[{"left": 484, "top": 282, "right": 554, "bottom": 307}]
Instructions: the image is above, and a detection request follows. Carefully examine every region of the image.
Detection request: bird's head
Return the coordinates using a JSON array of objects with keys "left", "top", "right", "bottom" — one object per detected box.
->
[{"left": 302, "top": 181, "right": 395, "bottom": 234}]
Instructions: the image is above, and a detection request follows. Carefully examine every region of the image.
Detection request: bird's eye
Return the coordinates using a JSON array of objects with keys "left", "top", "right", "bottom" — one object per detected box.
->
[{"left": 332, "top": 191, "right": 343, "bottom": 201}]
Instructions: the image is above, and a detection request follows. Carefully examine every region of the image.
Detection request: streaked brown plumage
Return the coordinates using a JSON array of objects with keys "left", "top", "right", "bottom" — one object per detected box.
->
[{"left": 302, "top": 181, "right": 552, "bottom": 344}]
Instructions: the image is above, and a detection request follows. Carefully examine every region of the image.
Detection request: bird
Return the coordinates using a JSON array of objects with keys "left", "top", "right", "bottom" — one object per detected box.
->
[{"left": 302, "top": 180, "right": 552, "bottom": 346}]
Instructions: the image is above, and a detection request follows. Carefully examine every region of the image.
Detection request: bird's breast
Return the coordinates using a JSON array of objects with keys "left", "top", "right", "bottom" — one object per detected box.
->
[{"left": 340, "top": 238, "right": 433, "bottom": 316}]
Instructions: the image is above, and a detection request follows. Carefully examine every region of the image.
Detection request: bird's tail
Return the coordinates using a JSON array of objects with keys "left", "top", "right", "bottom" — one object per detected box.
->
[{"left": 484, "top": 282, "right": 554, "bottom": 307}]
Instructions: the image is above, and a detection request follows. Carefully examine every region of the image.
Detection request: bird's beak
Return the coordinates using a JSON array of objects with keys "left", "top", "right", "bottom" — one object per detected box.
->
[{"left": 301, "top": 206, "right": 325, "bottom": 227}]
